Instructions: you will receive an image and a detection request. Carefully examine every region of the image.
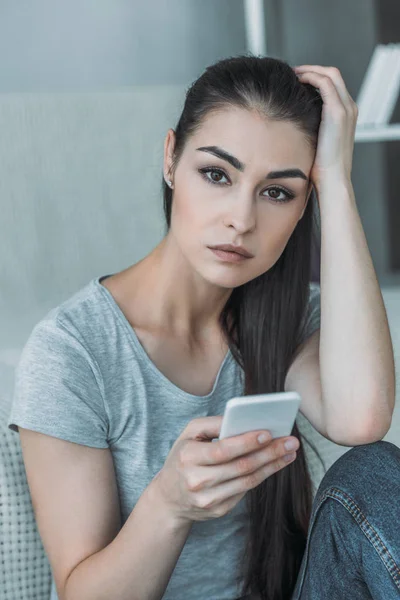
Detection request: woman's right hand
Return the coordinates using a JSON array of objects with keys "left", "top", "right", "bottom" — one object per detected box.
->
[{"left": 152, "top": 415, "right": 300, "bottom": 525}]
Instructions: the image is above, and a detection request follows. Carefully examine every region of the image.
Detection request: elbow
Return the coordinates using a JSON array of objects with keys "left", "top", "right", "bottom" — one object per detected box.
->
[
  {"left": 361, "top": 412, "right": 393, "bottom": 444},
  {"left": 329, "top": 421, "right": 391, "bottom": 447},
  {"left": 350, "top": 424, "right": 391, "bottom": 446},
  {"left": 327, "top": 411, "right": 393, "bottom": 447},
  {"left": 360, "top": 392, "right": 395, "bottom": 444}
]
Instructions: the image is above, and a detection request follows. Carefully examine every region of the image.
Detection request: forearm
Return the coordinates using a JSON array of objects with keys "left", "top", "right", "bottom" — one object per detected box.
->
[
  {"left": 317, "top": 176, "right": 396, "bottom": 439},
  {"left": 64, "top": 479, "right": 192, "bottom": 600}
]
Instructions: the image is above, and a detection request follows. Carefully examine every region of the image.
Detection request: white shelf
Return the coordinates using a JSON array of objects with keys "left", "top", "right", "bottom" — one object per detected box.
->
[
  {"left": 242, "top": 11, "right": 400, "bottom": 145},
  {"left": 355, "top": 124, "right": 400, "bottom": 142}
]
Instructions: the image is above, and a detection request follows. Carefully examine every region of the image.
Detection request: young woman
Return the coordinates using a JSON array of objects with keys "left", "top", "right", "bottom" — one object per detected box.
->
[{"left": 8, "top": 55, "right": 398, "bottom": 600}]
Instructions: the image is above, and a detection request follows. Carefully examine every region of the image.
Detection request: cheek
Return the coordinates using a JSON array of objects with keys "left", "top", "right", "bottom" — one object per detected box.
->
[
  {"left": 259, "top": 208, "right": 300, "bottom": 241},
  {"left": 171, "top": 190, "right": 211, "bottom": 235},
  {"left": 256, "top": 213, "right": 300, "bottom": 262},
  {"left": 170, "top": 193, "right": 209, "bottom": 259}
]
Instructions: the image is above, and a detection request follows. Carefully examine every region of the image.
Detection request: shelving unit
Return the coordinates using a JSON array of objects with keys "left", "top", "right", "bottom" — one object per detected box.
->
[
  {"left": 243, "top": 1, "right": 400, "bottom": 143},
  {"left": 356, "top": 125, "right": 400, "bottom": 142}
]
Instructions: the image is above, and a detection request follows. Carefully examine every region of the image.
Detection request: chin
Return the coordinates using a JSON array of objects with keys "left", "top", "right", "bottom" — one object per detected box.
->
[{"left": 203, "top": 266, "right": 256, "bottom": 289}]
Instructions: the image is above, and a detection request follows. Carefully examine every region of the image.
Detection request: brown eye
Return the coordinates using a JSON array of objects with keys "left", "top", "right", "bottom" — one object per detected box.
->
[
  {"left": 199, "top": 167, "right": 229, "bottom": 186},
  {"left": 210, "top": 171, "right": 224, "bottom": 183},
  {"left": 199, "top": 167, "right": 295, "bottom": 204},
  {"left": 263, "top": 186, "right": 295, "bottom": 203}
]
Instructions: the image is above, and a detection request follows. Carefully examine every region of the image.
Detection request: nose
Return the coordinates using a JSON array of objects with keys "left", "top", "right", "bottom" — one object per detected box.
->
[{"left": 223, "top": 197, "right": 256, "bottom": 234}]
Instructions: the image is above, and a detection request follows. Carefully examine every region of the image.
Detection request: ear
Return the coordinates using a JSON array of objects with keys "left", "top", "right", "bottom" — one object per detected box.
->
[
  {"left": 298, "top": 181, "right": 314, "bottom": 221},
  {"left": 163, "top": 128, "right": 176, "bottom": 184}
]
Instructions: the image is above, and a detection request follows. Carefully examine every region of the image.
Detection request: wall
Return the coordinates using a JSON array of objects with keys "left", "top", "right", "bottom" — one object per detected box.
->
[{"left": 0, "top": 0, "right": 247, "bottom": 91}]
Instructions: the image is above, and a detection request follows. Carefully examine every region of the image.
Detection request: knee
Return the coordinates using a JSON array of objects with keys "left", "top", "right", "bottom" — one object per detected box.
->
[
  {"left": 342, "top": 439, "right": 400, "bottom": 466},
  {"left": 315, "top": 440, "right": 400, "bottom": 502}
]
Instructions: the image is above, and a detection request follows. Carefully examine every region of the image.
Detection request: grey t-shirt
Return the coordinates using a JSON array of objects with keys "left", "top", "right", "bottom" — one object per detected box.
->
[{"left": 8, "top": 274, "right": 321, "bottom": 600}]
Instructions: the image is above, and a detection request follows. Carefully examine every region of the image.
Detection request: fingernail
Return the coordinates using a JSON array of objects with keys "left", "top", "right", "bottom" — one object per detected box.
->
[
  {"left": 258, "top": 432, "right": 270, "bottom": 444},
  {"left": 284, "top": 452, "right": 296, "bottom": 462},
  {"left": 284, "top": 439, "right": 299, "bottom": 451}
]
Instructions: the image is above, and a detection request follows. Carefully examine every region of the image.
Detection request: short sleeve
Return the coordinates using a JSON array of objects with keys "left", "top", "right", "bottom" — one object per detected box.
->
[
  {"left": 7, "top": 316, "right": 109, "bottom": 448},
  {"left": 301, "top": 283, "right": 321, "bottom": 342}
]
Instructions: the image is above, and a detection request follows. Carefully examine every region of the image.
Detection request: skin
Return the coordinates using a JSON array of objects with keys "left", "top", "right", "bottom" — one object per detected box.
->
[
  {"left": 18, "top": 104, "right": 322, "bottom": 600},
  {"left": 108, "top": 106, "right": 316, "bottom": 354}
]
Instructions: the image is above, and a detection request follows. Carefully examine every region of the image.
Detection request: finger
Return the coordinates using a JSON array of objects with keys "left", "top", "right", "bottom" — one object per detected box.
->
[
  {"left": 194, "top": 429, "right": 274, "bottom": 466},
  {"left": 192, "top": 448, "right": 297, "bottom": 508},
  {"left": 294, "top": 65, "right": 356, "bottom": 112},
  {"left": 215, "top": 438, "right": 296, "bottom": 485},
  {"left": 184, "top": 415, "right": 224, "bottom": 442},
  {"left": 296, "top": 70, "right": 349, "bottom": 118},
  {"left": 188, "top": 437, "right": 298, "bottom": 492}
]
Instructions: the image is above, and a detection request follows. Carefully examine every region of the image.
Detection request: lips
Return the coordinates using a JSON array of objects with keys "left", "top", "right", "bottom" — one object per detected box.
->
[
  {"left": 209, "top": 247, "right": 251, "bottom": 263},
  {"left": 208, "top": 244, "right": 253, "bottom": 258}
]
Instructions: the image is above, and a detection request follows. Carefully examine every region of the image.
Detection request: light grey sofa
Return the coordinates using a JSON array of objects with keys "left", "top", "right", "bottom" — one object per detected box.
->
[{"left": 0, "top": 87, "right": 399, "bottom": 600}]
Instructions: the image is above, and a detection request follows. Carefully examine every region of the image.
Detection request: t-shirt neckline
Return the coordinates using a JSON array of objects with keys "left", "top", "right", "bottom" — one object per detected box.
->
[{"left": 93, "top": 274, "right": 234, "bottom": 402}]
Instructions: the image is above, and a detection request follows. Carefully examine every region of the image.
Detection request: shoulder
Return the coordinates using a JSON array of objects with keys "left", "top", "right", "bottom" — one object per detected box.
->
[
  {"left": 52, "top": 277, "right": 106, "bottom": 343},
  {"left": 15, "top": 277, "right": 111, "bottom": 389},
  {"left": 24, "top": 276, "right": 117, "bottom": 359}
]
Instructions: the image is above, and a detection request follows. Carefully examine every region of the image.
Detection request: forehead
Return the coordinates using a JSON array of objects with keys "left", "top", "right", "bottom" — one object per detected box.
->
[{"left": 187, "top": 106, "right": 314, "bottom": 171}]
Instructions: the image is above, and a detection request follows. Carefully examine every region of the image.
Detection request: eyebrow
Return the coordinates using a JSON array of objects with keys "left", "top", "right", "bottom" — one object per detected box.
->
[{"left": 196, "top": 145, "right": 308, "bottom": 181}]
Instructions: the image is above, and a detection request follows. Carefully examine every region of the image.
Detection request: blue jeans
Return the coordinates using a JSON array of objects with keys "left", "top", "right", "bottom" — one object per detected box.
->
[{"left": 291, "top": 439, "right": 400, "bottom": 599}]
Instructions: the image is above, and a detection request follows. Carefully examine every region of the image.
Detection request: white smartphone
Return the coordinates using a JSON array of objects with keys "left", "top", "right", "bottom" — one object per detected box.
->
[{"left": 213, "top": 391, "right": 301, "bottom": 442}]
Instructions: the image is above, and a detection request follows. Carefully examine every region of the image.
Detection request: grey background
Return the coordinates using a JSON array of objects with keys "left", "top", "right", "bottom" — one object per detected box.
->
[
  {"left": 0, "top": 0, "right": 247, "bottom": 90},
  {"left": 0, "top": 0, "right": 398, "bottom": 284}
]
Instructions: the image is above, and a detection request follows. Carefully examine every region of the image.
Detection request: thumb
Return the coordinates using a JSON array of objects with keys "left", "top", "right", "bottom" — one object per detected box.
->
[{"left": 183, "top": 415, "right": 224, "bottom": 442}]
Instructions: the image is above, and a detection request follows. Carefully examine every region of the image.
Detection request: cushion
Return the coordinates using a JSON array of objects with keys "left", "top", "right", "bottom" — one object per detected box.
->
[{"left": 0, "top": 360, "right": 52, "bottom": 600}]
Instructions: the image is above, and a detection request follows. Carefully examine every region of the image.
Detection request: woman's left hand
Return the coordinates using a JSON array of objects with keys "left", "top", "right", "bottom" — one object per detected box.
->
[{"left": 293, "top": 65, "right": 358, "bottom": 189}]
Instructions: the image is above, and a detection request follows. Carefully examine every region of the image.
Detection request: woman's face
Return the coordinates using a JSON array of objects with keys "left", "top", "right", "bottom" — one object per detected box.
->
[{"left": 163, "top": 106, "right": 316, "bottom": 289}]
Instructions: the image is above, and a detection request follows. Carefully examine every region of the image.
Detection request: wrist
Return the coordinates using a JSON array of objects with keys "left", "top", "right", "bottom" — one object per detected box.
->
[
  {"left": 314, "top": 171, "right": 353, "bottom": 196},
  {"left": 147, "top": 473, "right": 193, "bottom": 533}
]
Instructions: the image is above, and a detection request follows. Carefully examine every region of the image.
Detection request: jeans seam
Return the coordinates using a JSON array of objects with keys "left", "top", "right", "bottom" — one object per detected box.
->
[
  {"left": 299, "top": 487, "right": 400, "bottom": 596},
  {"left": 326, "top": 492, "right": 363, "bottom": 577},
  {"left": 294, "top": 487, "right": 334, "bottom": 597},
  {"left": 294, "top": 485, "right": 400, "bottom": 597},
  {"left": 327, "top": 487, "right": 400, "bottom": 589}
]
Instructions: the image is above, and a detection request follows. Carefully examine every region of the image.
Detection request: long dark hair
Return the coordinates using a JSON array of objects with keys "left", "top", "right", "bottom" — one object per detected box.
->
[{"left": 162, "top": 54, "right": 325, "bottom": 600}]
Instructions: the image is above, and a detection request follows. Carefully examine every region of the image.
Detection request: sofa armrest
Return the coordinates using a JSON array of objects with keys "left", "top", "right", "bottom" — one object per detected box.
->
[{"left": 0, "top": 361, "right": 52, "bottom": 599}]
